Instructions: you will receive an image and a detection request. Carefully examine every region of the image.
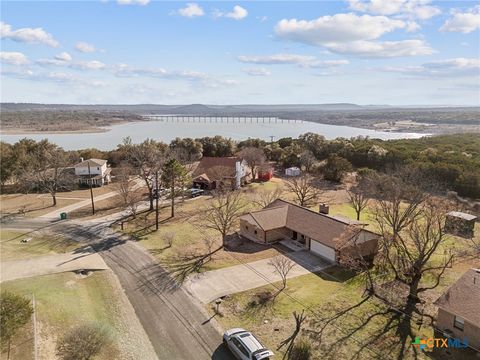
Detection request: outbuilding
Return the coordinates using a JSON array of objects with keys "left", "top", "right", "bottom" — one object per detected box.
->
[
  {"left": 285, "top": 167, "right": 301, "bottom": 177},
  {"left": 445, "top": 211, "right": 477, "bottom": 239}
]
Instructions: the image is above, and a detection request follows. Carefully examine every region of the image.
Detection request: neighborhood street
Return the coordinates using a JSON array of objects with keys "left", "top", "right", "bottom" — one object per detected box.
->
[{"left": 2, "top": 216, "right": 233, "bottom": 360}]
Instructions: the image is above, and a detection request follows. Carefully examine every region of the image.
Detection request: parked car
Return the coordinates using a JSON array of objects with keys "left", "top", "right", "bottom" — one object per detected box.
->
[
  {"left": 223, "top": 328, "right": 274, "bottom": 360},
  {"left": 188, "top": 188, "right": 204, "bottom": 198}
]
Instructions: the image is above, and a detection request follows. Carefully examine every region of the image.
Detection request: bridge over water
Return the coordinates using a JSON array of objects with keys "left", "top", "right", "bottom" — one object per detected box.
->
[{"left": 143, "top": 115, "right": 303, "bottom": 123}]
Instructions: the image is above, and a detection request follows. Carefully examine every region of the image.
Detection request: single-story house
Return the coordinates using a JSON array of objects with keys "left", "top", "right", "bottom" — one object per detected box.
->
[
  {"left": 434, "top": 268, "right": 480, "bottom": 351},
  {"left": 73, "top": 158, "right": 111, "bottom": 187},
  {"left": 285, "top": 167, "right": 301, "bottom": 177},
  {"left": 192, "top": 156, "right": 251, "bottom": 190},
  {"left": 445, "top": 211, "right": 477, "bottom": 239},
  {"left": 239, "top": 199, "right": 379, "bottom": 263}
]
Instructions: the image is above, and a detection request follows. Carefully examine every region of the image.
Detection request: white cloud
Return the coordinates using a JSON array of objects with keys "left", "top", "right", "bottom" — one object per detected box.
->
[
  {"left": 326, "top": 39, "right": 434, "bottom": 57},
  {"left": 238, "top": 54, "right": 316, "bottom": 65},
  {"left": 378, "top": 58, "right": 480, "bottom": 77},
  {"left": 75, "top": 41, "right": 96, "bottom": 53},
  {"left": 117, "top": 0, "right": 150, "bottom": 5},
  {"left": 238, "top": 53, "right": 350, "bottom": 68},
  {"left": 1, "top": 68, "right": 105, "bottom": 86},
  {"left": 348, "top": 0, "right": 441, "bottom": 20},
  {"left": 55, "top": 52, "right": 72, "bottom": 62},
  {"left": 37, "top": 54, "right": 106, "bottom": 70},
  {"left": 226, "top": 5, "right": 248, "bottom": 20},
  {"left": 177, "top": 3, "right": 204, "bottom": 18},
  {"left": 275, "top": 13, "right": 406, "bottom": 45},
  {"left": 440, "top": 6, "right": 480, "bottom": 33},
  {"left": 213, "top": 5, "right": 248, "bottom": 20},
  {"left": 242, "top": 67, "right": 271, "bottom": 76},
  {"left": 238, "top": 54, "right": 351, "bottom": 69},
  {"left": 0, "top": 22, "right": 59, "bottom": 47},
  {"left": 0, "top": 51, "right": 29, "bottom": 65},
  {"left": 274, "top": 13, "right": 434, "bottom": 57}
]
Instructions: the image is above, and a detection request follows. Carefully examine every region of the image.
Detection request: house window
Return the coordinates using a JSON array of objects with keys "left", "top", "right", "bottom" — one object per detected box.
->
[
  {"left": 245, "top": 225, "right": 249, "bottom": 230},
  {"left": 254, "top": 230, "right": 257, "bottom": 235},
  {"left": 453, "top": 316, "right": 464, "bottom": 331}
]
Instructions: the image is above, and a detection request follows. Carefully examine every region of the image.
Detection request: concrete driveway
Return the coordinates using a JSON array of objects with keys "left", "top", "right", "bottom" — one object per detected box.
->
[{"left": 184, "top": 251, "right": 330, "bottom": 304}]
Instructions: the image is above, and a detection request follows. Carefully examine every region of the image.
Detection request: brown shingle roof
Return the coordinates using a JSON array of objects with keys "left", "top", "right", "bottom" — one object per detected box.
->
[
  {"left": 192, "top": 157, "right": 240, "bottom": 180},
  {"left": 242, "top": 199, "right": 376, "bottom": 249},
  {"left": 434, "top": 268, "right": 480, "bottom": 326},
  {"left": 74, "top": 158, "right": 107, "bottom": 168}
]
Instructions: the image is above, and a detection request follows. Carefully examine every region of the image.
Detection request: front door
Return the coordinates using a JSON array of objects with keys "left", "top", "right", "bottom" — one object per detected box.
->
[{"left": 292, "top": 231, "right": 297, "bottom": 240}]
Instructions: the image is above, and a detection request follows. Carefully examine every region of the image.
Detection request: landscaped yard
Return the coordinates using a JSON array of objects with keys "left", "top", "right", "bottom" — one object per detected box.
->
[
  {"left": 0, "top": 185, "right": 117, "bottom": 218},
  {"left": 1, "top": 271, "right": 156, "bottom": 360}
]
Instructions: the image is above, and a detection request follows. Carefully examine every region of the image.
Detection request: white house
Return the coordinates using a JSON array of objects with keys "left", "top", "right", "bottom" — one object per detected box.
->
[
  {"left": 285, "top": 167, "right": 301, "bottom": 177},
  {"left": 73, "top": 158, "right": 111, "bottom": 187}
]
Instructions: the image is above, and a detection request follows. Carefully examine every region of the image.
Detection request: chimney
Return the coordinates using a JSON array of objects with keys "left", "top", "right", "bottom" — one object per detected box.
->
[
  {"left": 80, "top": 157, "right": 84, "bottom": 162},
  {"left": 319, "top": 203, "right": 329, "bottom": 215}
]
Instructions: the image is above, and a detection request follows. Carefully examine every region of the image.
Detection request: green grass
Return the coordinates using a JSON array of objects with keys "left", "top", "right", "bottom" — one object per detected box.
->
[
  {"left": 1, "top": 272, "right": 123, "bottom": 360},
  {"left": 0, "top": 230, "right": 78, "bottom": 261}
]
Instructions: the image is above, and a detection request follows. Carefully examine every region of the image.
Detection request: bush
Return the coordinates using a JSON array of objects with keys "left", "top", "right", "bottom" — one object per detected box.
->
[
  {"left": 0, "top": 291, "right": 33, "bottom": 351},
  {"left": 288, "top": 338, "right": 313, "bottom": 360},
  {"left": 56, "top": 323, "right": 111, "bottom": 360}
]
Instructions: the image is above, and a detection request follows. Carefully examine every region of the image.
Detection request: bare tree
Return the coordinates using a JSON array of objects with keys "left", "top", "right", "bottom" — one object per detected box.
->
[
  {"left": 25, "top": 142, "right": 74, "bottom": 206},
  {"left": 252, "top": 186, "right": 284, "bottom": 208},
  {"left": 115, "top": 168, "right": 142, "bottom": 218},
  {"left": 56, "top": 323, "right": 110, "bottom": 360},
  {"left": 299, "top": 150, "right": 316, "bottom": 173},
  {"left": 268, "top": 255, "right": 296, "bottom": 292},
  {"left": 203, "top": 190, "right": 246, "bottom": 247},
  {"left": 346, "top": 176, "right": 370, "bottom": 221},
  {"left": 122, "top": 138, "right": 167, "bottom": 211},
  {"left": 311, "top": 176, "right": 456, "bottom": 360},
  {"left": 285, "top": 175, "right": 325, "bottom": 207},
  {"left": 277, "top": 310, "right": 308, "bottom": 360},
  {"left": 238, "top": 147, "right": 266, "bottom": 180}
]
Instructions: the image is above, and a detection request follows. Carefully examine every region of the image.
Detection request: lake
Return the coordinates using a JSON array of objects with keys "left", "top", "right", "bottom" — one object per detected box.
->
[{"left": 0, "top": 117, "right": 426, "bottom": 150}]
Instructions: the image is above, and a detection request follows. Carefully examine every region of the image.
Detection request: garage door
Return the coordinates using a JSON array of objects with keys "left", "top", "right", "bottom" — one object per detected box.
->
[{"left": 310, "top": 240, "right": 336, "bottom": 262}]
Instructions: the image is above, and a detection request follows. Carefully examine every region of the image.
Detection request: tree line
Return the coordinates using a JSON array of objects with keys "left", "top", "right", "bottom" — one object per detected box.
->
[{"left": 1, "top": 133, "right": 479, "bottom": 199}]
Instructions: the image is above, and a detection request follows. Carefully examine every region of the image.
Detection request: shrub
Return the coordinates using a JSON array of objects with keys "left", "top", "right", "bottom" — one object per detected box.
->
[
  {"left": 56, "top": 323, "right": 111, "bottom": 360},
  {"left": 288, "top": 338, "right": 313, "bottom": 360}
]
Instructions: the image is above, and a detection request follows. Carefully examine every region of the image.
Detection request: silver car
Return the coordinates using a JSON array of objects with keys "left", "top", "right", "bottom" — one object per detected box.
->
[{"left": 223, "top": 328, "right": 274, "bottom": 360}]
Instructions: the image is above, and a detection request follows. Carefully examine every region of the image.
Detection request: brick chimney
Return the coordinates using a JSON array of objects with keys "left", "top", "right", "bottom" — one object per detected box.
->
[{"left": 319, "top": 203, "right": 329, "bottom": 215}]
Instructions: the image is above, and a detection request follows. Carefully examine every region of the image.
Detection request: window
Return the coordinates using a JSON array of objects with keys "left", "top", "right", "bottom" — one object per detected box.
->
[
  {"left": 245, "top": 225, "right": 249, "bottom": 230},
  {"left": 254, "top": 230, "right": 257, "bottom": 235},
  {"left": 231, "top": 338, "right": 249, "bottom": 357},
  {"left": 454, "top": 316, "right": 464, "bottom": 331}
]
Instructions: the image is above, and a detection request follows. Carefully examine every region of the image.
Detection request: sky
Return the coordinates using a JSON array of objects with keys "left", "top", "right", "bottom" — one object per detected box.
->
[{"left": 1, "top": 0, "right": 479, "bottom": 105}]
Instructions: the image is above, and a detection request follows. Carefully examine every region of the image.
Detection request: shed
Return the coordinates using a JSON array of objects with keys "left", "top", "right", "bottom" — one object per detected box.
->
[
  {"left": 285, "top": 167, "right": 301, "bottom": 177},
  {"left": 258, "top": 166, "right": 273, "bottom": 182},
  {"left": 445, "top": 211, "right": 477, "bottom": 239}
]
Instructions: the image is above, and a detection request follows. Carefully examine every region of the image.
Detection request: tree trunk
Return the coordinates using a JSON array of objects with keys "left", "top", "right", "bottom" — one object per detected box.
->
[
  {"left": 170, "top": 178, "right": 175, "bottom": 218},
  {"left": 356, "top": 209, "right": 360, "bottom": 221},
  {"left": 52, "top": 193, "right": 57, "bottom": 206},
  {"left": 149, "top": 190, "right": 154, "bottom": 211}
]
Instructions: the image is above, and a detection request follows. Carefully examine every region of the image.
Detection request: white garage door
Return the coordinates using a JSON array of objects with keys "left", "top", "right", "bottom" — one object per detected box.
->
[{"left": 310, "top": 240, "right": 336, "bottom": 262}]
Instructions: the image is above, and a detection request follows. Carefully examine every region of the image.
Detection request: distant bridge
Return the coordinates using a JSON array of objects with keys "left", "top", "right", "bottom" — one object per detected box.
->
[{"left": 143, "top": 115, "right": 302, "bottom": 123}]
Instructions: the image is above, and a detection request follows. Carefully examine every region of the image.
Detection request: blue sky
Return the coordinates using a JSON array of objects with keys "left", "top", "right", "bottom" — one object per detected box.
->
[{"left": 1, "top": 0, "right": 479, "bottom": 105}]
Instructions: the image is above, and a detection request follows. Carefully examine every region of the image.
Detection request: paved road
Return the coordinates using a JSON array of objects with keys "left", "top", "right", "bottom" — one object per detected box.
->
[
  {"left": 184, "top": 251, "right": 330, "bottom": 304},
  {"left": 61, "top": 221, "right": 233, "bottom": 360}
]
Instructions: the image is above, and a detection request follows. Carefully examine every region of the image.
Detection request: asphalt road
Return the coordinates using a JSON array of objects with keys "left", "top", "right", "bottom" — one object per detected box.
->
[{"left": 60, "top": 221, "right": 234, "bottom": 360}]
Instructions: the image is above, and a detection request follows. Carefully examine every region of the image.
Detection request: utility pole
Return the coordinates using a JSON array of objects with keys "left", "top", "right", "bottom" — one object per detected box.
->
[
  {"left": 155, "top": 170, "right": 159, "bottom": 231},
  {"left": 87, "top": 162, "right": 95, "bottom": 215},
  {"left": 269, "top": 135, "right": 275, "bottom": 143}
]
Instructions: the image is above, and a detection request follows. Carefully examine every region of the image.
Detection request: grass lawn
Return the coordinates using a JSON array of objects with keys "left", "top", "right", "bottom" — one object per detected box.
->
[
  {"left": 0, "top": 230, "right": 78, "bottom": 261},
  {"left": 0, "top": 194, "right": 80, "bottom": 218},
  {"left": 68, "top": 194, "right": 123, "bottom": 219},
  {"left": 1, "top": 271, "right": 154, "bottom": 360}
]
